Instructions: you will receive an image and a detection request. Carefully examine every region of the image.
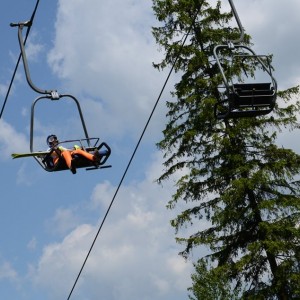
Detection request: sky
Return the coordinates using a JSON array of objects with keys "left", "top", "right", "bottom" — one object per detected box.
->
[{"left": 0, "top": 1, "right": 300, "bottom": 300}]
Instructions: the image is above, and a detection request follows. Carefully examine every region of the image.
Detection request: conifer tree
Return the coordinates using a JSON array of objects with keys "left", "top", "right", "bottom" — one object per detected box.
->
[{"left": 152, "top": 0, "right": 300, "bottom": 298}]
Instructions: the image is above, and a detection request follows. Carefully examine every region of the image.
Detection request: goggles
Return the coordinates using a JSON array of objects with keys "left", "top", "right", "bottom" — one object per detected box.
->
[{"left": 48, "top": 135, "right": 58, "bottom": 145}]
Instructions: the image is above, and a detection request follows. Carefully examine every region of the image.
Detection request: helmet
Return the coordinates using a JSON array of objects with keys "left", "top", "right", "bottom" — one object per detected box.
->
[{"left": 47, "top": 134, "right": 58, "bottom": 147}]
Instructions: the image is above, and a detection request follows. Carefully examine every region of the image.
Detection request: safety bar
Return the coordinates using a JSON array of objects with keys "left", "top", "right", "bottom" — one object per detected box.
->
[
  {"left": 30, "top": 94, "right": 91, "bottom": 153},
  {"left": 213, "top": 44, "right": 277, "bottom": 92}
]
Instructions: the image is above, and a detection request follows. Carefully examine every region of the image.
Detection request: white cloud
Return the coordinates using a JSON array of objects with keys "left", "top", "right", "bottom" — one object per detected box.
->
[
  {"left": 233, "top": 0, "right": 300, "bottom": 89},
  {"left": 45, "top": 207, "right": 81, "bottom": 236},
  {"left": 0, "top": 261, "right": 18, "bottom": 282},
  {"left": 29, "top": 152, "right": 196, "bottom": 300},
  {"left": 0, "top": 120, "right": 29, "bottom": 159},
  {"left": 0, "top": 83, "right": 8, "bottom": 97},
  {"left": 27, "top": 237, "right": 38, "bottom": 251},
  {"left": 47, "top": 0, "right": 171, "bottom": 139},
  {"left": 16, "top": 163, "right": 36, "bottom": 186},
  {"left": 26, "top": 33, "right": 44, "bottom": 62}
]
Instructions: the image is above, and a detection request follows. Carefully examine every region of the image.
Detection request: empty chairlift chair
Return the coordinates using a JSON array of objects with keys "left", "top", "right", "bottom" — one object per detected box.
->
[{"left": 213, "top": 44, "right": 277, "bottom": 119}]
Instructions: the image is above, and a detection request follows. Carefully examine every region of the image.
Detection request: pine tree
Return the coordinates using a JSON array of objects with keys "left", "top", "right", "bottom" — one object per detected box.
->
[{"left": 152, "top": 0, "right": 300, "bottom": 298}]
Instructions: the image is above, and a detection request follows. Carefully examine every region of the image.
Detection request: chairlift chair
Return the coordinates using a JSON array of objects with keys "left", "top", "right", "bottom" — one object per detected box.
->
[
  {"left": 41, "top": 138, "right": 111, "bottom": 172},
  {"left": 212, "top": 0, "right": 277, "bottom": 120},
  {"left": 213, "top": 44, "right": 277, "bottom": 119},
  {"left": 11, "top": 21, "right": 111, "bottom": 172}
]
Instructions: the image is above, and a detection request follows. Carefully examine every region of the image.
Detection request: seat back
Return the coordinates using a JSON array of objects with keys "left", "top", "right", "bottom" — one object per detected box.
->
[{"left": 232, "top": 83, "right": 275, "bottom": 107}]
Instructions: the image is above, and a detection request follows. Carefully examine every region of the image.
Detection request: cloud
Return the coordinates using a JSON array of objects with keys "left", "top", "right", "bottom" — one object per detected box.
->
[
  {"left": 0, "top": 119, "right": 29, "bottom": 159},
  {"left": 27, "top": 237, "right": 38, "bottom": 251},
  {"left": 26, "top": 31, "right": 45, "bottom": 62},
  {"left": 16, "top": 163, "right": 36, "bottom": 186},
  {"left": 0, "top": 261, "right": 18, "bottom": 282},
  {"left": 29, "top": 152, "right": 196, "bottom": 300},
  {"left": 0, "top": 83, "right": 8, "bottom": 97},
  {"left": 47, "top": 0, "right": 171, "bottom": 139},
  {"left": 233, "top": 0, "right": 300, "bottom": 89},
  {"left": 45, "top": 207, "right": 81, "bottom": 236}
]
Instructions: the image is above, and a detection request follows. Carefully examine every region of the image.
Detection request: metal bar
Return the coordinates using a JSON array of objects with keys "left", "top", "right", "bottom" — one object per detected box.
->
[
  {"left": 30, "top": 95, "right": 52, "bottom": 152},
  {"left": 228, "top": 0, "right": 244, "bottom": 44},
  {"left": 30, "top": 94, "right": 91, "bottom": 153},
  {"left": 232, "top": 45, "right": 278, "bottom": 91},
  {"left": 213, "top": 44, "right": 277, "bottom": 92},
  {"left": 0, "top": 0, "right": 41, "bottom": 118},
  {"left": 60, "top": 94, "right": 91, "bottom": 146},
  {"left": 213, "top": 45, "right": 230, "bottom": 89},
  {"left": 11, "top": 22, "right": 53, "bottom": 94}
]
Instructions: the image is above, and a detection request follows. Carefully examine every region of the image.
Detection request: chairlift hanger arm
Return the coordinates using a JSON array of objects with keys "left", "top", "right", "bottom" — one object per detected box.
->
[
  {"left": 10, "top": 21, "right": 53, "bottom": 95},
  {"left": 213, "top": 0, "right": 246, "bottom": 87},
  {"left": 228, "top": 0, "right": 244, "bottom": 44}
]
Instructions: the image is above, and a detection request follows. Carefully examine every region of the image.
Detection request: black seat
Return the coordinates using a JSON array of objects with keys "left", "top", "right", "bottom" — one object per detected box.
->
[
  {"left": 232, "top": 83, "right": 275, "bottom": 107},
  {"left": 43, "top": 142, "right": 111, "bottom": 172},
  {"left": 214, "top": 82, "right": 276, "bottom": 119}
]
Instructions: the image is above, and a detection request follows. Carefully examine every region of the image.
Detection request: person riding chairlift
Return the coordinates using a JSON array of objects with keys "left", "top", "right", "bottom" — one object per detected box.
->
[{"left": 45, "top": 134, "right": 106, "bottom": 174}]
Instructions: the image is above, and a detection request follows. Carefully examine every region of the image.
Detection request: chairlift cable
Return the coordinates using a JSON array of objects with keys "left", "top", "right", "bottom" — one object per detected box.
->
[
  {"left": 0, "top": 0, "right": 41, "bottom": 119},
  {"left": 66, "top": 7, "right": 201, "bottom": 300}
]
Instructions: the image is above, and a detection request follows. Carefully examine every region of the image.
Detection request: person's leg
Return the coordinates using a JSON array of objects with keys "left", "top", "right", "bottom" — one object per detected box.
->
[
  {"left": 61, "top": 150, "right": 72, "bottom": 168},
  {"left": 72, "top": 149, "right": 95, "bottom": 161},
  {"left": 61, "top": 150, "right": 76, "bottom": 174}
]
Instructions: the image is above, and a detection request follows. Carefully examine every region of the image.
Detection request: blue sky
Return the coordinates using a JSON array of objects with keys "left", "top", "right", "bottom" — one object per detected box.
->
[{"left": 0, "top": 1, "right": 300, "bottom": 299}]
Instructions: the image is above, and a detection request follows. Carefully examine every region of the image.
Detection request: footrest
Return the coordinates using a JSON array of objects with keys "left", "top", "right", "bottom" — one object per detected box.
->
[{"left": 97, "top": 142, "right": 111, "bottom": 165}]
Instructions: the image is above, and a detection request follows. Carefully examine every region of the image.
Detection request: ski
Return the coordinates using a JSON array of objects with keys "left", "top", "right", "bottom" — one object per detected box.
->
[{"left": 11, "top": 151, "right": 49, "bottom": 159}]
